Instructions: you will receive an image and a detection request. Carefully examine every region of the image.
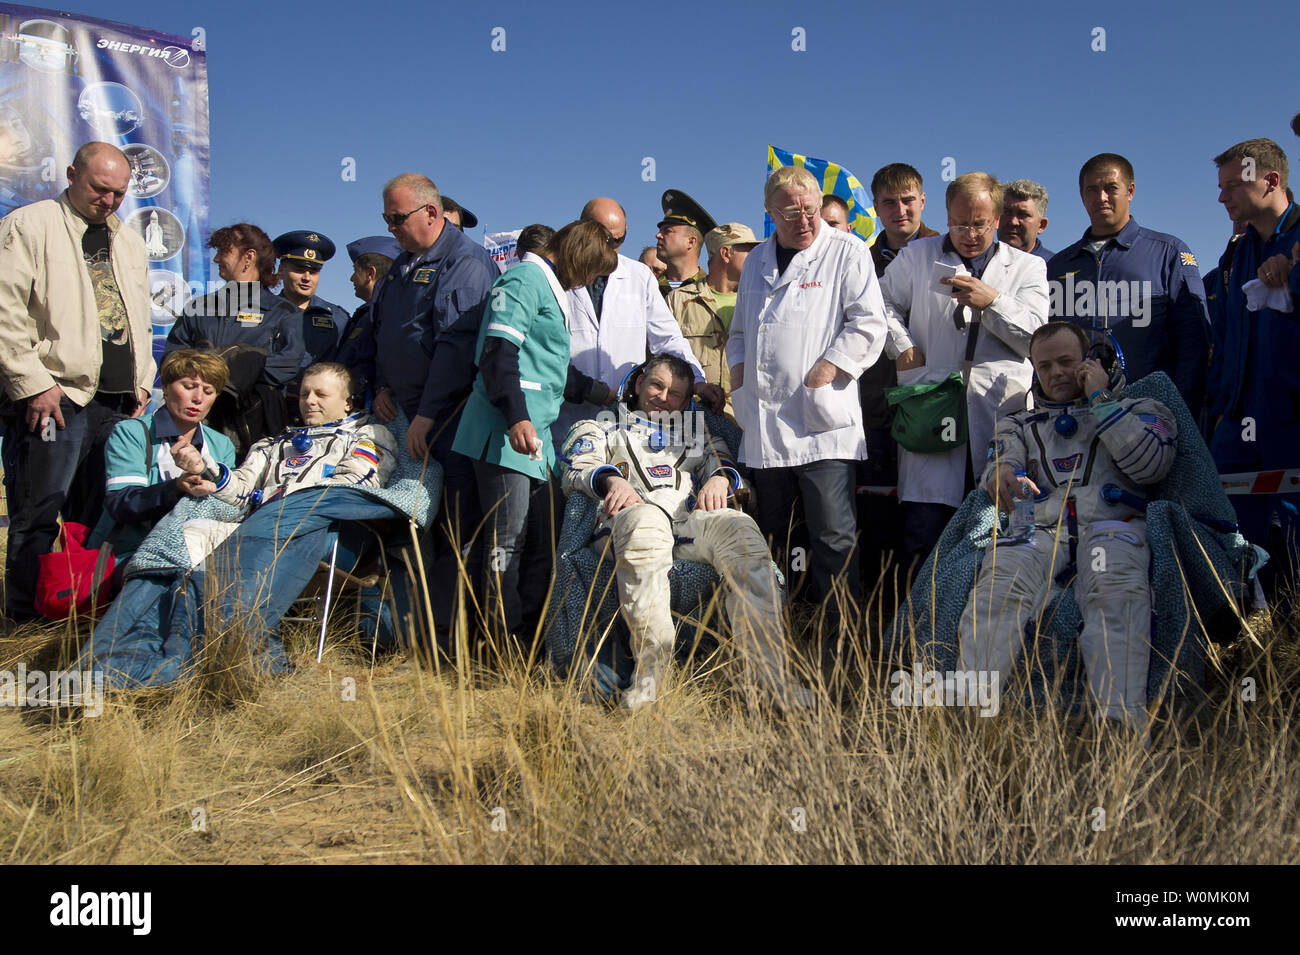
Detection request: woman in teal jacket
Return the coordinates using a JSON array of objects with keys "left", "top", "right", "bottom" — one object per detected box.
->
[
  {"left": 453, "top": 220, "right": 616, "bottom": 641},
  {"left": 88, "top": 349, "right": 237, "bottom": 562}
]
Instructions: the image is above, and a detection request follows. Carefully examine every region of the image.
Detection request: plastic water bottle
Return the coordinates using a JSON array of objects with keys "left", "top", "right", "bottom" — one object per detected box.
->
[{"left": 1006, "top": 467, "right": 1035, "bottom": 543}]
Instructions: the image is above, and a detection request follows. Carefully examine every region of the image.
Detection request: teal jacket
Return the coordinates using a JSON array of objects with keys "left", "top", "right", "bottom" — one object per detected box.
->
[
  {"left": 88, "top": 409, "right": 237, "bottom": 560},
  {"left": 452, "top": 256, "right": 571, "bottom": 480}
]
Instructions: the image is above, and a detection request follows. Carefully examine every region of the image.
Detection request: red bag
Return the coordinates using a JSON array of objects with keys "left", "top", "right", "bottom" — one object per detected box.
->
[{"left": 34, "top": 520, "right": 116, "bottom": 620}]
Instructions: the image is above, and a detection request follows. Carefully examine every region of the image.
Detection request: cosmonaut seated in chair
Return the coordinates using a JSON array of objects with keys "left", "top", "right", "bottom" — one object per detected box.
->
[
  {"left": 560, "top": 354, "right": 813, "bottom": 712},
  {"left": 959, "top": 321, "right": 1177, "bottom": 737}
]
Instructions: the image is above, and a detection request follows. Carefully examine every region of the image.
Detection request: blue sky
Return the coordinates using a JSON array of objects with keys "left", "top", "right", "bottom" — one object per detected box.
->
[{"left": 62, "top": 0, "right": 1300, "bottom": 309}]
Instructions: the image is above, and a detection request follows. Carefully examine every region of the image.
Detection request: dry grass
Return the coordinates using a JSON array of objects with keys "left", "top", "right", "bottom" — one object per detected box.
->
[{"left": 2, "top": 541, "right": 1298, "bottom": 865}]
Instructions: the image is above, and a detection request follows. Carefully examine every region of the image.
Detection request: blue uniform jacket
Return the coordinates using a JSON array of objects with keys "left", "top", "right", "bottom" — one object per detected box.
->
[
  {"left": 371, "top": 225, "right": 498, "bottom": 424},
  {"left": 1047, "top": 217, "right": 1210, "bottom": 414},
  {"left": 1209, "top": 202, "right": 1300, "bottom": 442},
  {"left": 164, "top": 283, "right": 305, "bottom": 387},
  {"left": 298, "top": 294, "right": 352, "bottom": 367},
  {"left": 333, "top": 300, "right": 377, "bottom": 398}
]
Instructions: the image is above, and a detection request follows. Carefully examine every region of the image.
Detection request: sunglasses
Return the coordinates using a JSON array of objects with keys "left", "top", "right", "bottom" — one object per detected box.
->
[{"left": 382, "top": 204, "right": 429, "bottom": 227}]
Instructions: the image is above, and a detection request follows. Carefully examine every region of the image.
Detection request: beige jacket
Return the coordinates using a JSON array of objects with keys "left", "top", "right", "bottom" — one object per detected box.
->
[
  {"left": 0, "top": 192, "right": 155, "bottom": 406},
  {"left": 665, "top": 276, "right": 733, "bottom": 416}
]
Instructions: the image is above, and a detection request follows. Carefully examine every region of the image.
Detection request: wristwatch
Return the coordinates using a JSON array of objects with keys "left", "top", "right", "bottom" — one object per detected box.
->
[{"left": 1088, "top": 388, "right": 1115, "bottom": 406}]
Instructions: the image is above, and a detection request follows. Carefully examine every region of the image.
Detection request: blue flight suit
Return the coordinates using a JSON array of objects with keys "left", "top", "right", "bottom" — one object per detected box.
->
[
  {"left": 372, "top": 226, "right": 499, "bottom": 425},
  {"left": 333, "top": 300, "right": 377, "bottom": 400},
  {"left": 297, "top": 294, "right": 351, "bottom": 368},
  {"left": 164, "top": 282, "right": 305, "bottom": 387},
  {"left": 1048, "top": 217, "right": 1210, "bottom": 416},
  {"left": 1029, "top": 238, "right": 1054, "bottom": 262},
  {"left": 370, "top": 223, "right": 498, "bottom": 645},
  {"left": 1208, "top": 202, "right": 1300, "bottom": 548}
]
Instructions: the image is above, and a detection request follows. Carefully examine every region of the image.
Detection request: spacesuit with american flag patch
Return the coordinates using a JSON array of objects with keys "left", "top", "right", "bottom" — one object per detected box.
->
[
  {"left": 560, "top": 399, "right": 808, "bottom": 711},
  {"left": 958, "top": 377, "right": 1178, "bottom": 733}
]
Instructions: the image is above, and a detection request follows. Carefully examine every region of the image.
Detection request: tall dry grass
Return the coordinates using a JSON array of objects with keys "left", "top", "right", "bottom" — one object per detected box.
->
[{"left": 2, "top": 526, "right": 1297, "bottom": 865}]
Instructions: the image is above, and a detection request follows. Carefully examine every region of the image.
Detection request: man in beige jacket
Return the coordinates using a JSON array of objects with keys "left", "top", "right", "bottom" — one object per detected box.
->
[
  {"left": 665, "top": 223, "right": 760, "bottom": 420},
  {"left": 0, "top": 142, "right": 155, "bottom": 621}
]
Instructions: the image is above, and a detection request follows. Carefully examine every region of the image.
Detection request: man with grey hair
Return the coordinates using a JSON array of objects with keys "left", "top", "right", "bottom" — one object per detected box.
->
[
  {"left": 0, "top": 141, "right": 156, "bottom": 621},
  {"left": 999, "top": 179, "right": 1053, "bottom": 261},
  {"left": 728, "top": 165, "right": 889, "bottom": 627},
  {"left": 369, "top": 171, "right": 498, "bottom": 650}
]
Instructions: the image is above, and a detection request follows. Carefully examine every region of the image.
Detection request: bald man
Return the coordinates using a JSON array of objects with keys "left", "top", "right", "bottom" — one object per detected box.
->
[
  {"left": 554, "top": 196, "right": 722, "bottom": 439},
  {"left": 0, "top": 141, "right": 156, "bottom": 620}
]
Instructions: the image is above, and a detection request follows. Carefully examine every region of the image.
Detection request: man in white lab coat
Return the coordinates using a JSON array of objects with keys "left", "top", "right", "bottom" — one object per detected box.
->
[
  {"left": 880, "top": 172, "right": 1049, "bottom": 565},
  {"left": 727, "top": 165, "right": 889, "bottom": 625},
  {"left": 551, "top": 197, "right": 724, "bottom": 442}
]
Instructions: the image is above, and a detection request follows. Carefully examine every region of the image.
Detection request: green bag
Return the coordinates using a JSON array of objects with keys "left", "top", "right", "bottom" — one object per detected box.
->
[{"left": 885, "top": 371, "right": 968, "bottom": 454}]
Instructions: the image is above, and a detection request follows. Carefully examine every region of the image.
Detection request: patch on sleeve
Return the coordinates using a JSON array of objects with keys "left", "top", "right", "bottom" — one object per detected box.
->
[
  {"left": 1137, "top": 413, "right": 1173, "bottom": 439},
  {"left": 986, "top": 439, "right": 1005, "bottom": 462},
  {"left": 567, "top": 437, "right": 595, "bottom": 455},
  {"left": 1179, "top": 251, "right": 1197, "bottom": 267},
  {"left": 352, "top": 440, "right": 381, "bottom": 465},
  {"left": 616, "top": 462, "right": 629, "bottom": 480}
]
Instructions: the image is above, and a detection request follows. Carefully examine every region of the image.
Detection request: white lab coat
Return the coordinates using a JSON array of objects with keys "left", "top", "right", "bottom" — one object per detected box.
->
[
  {"left": 725, "top": 224, "right": 887, "bottom": 468},
  {"left": 552, "top": 253, "right": 704, "bottom": 440},
  {"left": 880, "top": 236, "right": 1048, "bottom": 507}
]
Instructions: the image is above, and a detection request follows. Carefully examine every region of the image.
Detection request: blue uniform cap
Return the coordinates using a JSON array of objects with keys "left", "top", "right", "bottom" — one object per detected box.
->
[
  {"left": 441, "top": 196, "right": 478, "bottom": 229},
  {"left": 273, "top": 230, "right": 336, "bottom": 270},
  {"left": 346, "top": 235, "right": 402, "bottom": 262}
]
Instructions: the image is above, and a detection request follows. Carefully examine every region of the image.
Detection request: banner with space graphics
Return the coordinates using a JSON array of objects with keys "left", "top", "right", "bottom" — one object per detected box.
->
[{"left": 0, "top": 3, "right": 209, "bottom": 369}]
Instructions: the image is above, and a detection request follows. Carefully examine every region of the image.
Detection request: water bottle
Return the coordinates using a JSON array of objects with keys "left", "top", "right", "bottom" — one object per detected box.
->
[{"left": 1006, "top": 467, "right": 1035, "bottom": 543}]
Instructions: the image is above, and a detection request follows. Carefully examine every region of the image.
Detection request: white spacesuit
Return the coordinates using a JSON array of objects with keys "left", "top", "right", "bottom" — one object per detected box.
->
[
  {"left": 212, "top": 411, "right": 396, "bottom": 507},
  {"left": 959, "top": 380, "right": 1178, "bottom": 731},
  {"left": 561, "top": 404, "right": 803, "bottom": 708}
]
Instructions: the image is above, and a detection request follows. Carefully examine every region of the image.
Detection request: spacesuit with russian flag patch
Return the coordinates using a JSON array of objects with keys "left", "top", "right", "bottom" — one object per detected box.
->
[
  {"left": 561, "top": 401, "right": 804, "bottom": 709},
  {"left": 211, "top": 411, "right": 396, "bottom": 508},
  {"left": 958, "top": 383, "right": 1178, "bottom": 732}
]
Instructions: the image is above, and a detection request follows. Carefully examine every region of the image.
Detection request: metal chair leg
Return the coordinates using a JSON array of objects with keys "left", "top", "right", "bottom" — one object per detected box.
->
[{"left": 316, "top": 536, "right": 340, "bottom": 662}]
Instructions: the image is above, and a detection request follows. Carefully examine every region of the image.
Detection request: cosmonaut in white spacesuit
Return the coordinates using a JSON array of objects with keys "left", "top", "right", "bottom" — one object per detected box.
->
[
  {"left": 959, "top": 322, "right": 1178, "bottom": 735},
  {"left": 561, "top": 354, "right": 812, "bottom": 711}
]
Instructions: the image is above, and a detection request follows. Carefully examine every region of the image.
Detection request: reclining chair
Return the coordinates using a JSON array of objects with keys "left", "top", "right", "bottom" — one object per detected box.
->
[
  {"left": 545, "top": 406, "right": 781, "bottom": 696},
  {"left": 887, "top": 370, "right": 1265, "bottom": 713},
  {"left": 288, "top": 413, "right": 445, "bottom": 660}
]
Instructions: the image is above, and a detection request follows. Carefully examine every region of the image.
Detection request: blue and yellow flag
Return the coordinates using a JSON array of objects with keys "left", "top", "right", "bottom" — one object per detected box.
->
[{"left": 764, "top": 145, "right": 878, "bottom": 245}]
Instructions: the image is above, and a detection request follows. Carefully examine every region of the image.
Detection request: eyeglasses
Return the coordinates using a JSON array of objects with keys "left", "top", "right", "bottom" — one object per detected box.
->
[
  {"left": 606, "top": 232, "right": 625, "bottom": 248},
  {"left": 382, "top": 204, "right": 429, "bottom": 227},
  {"left": 949, "top": 222, "right": 993, "bottom": 238},
  {"left": 771, "top": 204, "right": 821, "bottom": 222}
]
